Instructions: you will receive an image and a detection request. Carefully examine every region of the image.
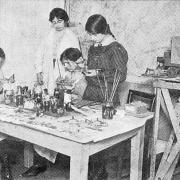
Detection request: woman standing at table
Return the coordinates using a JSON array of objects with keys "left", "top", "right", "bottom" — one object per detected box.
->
[
  {"left": 21, "top": 8, "right": 80, "bottom": 177},
  {"left": 83, "top": 14, "right": 128, "bottom": 106},
  {"left": 82, "top": 14, "right": 128, "bottom": 179},
  {"left": 35, "top": 7, "right": 80, "bottom": 95}
]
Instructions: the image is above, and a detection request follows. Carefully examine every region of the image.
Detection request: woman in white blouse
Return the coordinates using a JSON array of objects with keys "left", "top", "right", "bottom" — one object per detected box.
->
[{"left": 35, "top": 8, "right": 80, "bottom": 95}]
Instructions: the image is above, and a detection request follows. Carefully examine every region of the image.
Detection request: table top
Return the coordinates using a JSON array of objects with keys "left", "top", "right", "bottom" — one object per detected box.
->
[{"left": 0, "top": 104, "right": 153, "bottom": 144}]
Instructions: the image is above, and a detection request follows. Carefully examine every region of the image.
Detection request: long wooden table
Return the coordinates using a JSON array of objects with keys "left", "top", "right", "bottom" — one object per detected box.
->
[{"left": 0, "top": 104, "right": 153, "bottom": 180}]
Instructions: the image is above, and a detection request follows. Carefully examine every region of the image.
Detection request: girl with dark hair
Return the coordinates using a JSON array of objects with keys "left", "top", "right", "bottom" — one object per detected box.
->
[
  {"left": 49, "top": 7, "right": 69, "bottom": 27},
  {"left": 35, "top": 7, "right": 80, "bottom": 95},
  {"left": 57, "top": 47, "right": 87, "bottom": 100},
  {"left": 83, "top": 14, "right": 128, "bottom": 105}
]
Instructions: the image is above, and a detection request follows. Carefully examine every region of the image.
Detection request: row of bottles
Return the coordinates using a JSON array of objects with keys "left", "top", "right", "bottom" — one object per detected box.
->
[
  {"left": 3, "top": 83, "right": 73, "bottom": 116},
  {"left": 34, "top": 86, "right": 73, "bottom": 117}
]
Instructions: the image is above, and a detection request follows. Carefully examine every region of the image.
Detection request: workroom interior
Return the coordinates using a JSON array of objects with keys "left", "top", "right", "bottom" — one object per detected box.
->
[{"left": 0, "top": 0, "right": 180, "bottom": 180}]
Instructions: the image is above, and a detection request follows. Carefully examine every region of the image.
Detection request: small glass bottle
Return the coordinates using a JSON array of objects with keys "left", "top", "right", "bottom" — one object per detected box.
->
[
  {"left": 54, "top": 87, "right": 64, "bottom": 108},
  {"left": 16, "top": 86, "right": 24, "bottom": 107},
  {"left": 35, "top": 93, "right": 43, "bottom": 116},
  {"left": 43, "top": 89, "right": 50, "bottom": 112}
]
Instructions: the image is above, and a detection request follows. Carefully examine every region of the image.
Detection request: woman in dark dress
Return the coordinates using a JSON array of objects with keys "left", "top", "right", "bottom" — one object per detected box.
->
[{"left": 83, "top": 14, "right": 128, "bottom": 106}]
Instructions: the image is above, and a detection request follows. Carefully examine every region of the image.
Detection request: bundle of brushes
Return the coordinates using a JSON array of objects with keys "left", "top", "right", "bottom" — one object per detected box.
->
[
  {"left": 105, "top": 69, "right": 121, "bottom": 104},
  {"left": 98, "top": 69, "right": 121, "bottom": 119}
]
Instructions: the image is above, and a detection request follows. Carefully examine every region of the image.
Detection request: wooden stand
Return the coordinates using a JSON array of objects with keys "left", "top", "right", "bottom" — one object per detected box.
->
[{"left": 150, "top": 79, "right": 180, "bottom": 180}]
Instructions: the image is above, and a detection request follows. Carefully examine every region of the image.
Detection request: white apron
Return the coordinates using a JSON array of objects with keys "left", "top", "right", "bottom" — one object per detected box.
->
[
  {"left": 34, "top": 27, "right": 80, "bottom": 163},
  {"left": 35, "top": 28, "right": 80, "bottom": 95}
]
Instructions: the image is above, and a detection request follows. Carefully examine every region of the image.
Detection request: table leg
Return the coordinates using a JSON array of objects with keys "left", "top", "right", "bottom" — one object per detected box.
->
[
  {"left": 150, "top": 87, "right": 161, "bottom": 179},
  {"left": 24, "top": 142, "right": 34, "bottom": 168},
  {"left": 130, "top": 125, "right": 145, "bottom": 180},
  {"left": 70, "top": 146, "right": 89, "bottom": 180}
]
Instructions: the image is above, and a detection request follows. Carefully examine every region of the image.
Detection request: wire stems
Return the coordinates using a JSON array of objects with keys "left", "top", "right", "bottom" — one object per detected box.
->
[
  {"left": 96, "top": 70, "right": 105, "bottom": 99},
  {"left": 108, "top": 71, "right": 121, "bottom": 103},
  {"left": 97, "top": 69, "right": 121, "bottom": 104}
]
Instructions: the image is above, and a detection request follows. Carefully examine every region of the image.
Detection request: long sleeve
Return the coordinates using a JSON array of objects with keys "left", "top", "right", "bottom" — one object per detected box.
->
[
  {"left": 111, "top": 44, "right": 128, "bottom": 82},
  {"left": 1, "top": 61, "right": 15, "bottom": 79},
  {"left": 34, "top": 40, "right": 46, "bottom": 74}
]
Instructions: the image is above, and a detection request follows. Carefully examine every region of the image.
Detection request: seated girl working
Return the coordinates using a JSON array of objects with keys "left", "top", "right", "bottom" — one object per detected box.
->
[{"left": 56, "top": 47, "right": 87, "bottom": 103}]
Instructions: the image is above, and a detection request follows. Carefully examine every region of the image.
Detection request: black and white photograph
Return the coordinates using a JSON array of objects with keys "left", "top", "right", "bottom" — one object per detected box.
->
[{"left": 0, "top": 0, "right": 180, "bottom": 179}]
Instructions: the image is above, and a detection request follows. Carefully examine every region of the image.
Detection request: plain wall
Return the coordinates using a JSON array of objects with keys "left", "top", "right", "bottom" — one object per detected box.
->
[
  {"left": 69, "top": 0, "right": 180, "bottom": 78},
  {"left": 0, "top": 0, "right": 64, "bottom": 87},
  {"left": 1, "top": 0, "right": 180, "bottom": 85}
]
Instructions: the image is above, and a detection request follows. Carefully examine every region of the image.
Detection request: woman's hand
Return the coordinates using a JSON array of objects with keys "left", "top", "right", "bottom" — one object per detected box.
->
[
  {"left": 84, "top": 69, "right": 98, "bottom": 77},
  {"left": 37, "top": 72, "right": 43, "bottom": 85}
]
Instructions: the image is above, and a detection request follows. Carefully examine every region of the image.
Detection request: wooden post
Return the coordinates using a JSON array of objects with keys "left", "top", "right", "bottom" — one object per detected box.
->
[
  {"left": 130, "top": 125, "right": 145, "bottom": 180},
  {"left": 155, "top": 131, "right": 174, "bottom": 180},
  {"left": 150, "top": 88, "right": 161, "bottom": 179},
  {"left": 151, "top": 80, "right": 180, "bottom": 180},
  {"left": 24, "top": 142, "right": 34, "bottom": 168}
]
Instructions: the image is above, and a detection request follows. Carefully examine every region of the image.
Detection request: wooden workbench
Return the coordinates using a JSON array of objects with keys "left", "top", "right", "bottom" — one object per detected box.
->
[
  {"left": 149, "top": 78, "right": 180, "bottom": 180},
  {"left": 0, "top": 104, "right": 153, "bottom": 180}
]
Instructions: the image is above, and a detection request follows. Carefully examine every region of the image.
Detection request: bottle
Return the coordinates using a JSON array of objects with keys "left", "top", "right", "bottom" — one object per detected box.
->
[
  {"left": 33, "top": 85, "right": 43, "bottom": 116},
  {"left": 36, "top": 93, "right": 43, "bottom": 116},
  {"left": 54, "top": 87, "right": 64, "bottom": 108},
  {"left": 16, "top": 86, "right": 24, "bottom": 108},
  {"left": 42, "top": 89, "right": 50, "bottom": 112}
]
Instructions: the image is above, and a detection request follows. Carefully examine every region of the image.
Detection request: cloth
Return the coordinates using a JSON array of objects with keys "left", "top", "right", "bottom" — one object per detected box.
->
[
  {"left": 35, "top": 28, "right": 80, "bottom": 95},
  {"left": 83, "top": 41, "right": 128, "bottom": 104},
  {"left": 34, "top": 145, "right": 57, "bottom": 163}
]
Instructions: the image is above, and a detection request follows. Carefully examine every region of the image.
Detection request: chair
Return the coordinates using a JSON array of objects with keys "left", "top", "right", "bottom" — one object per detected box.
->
[{"left": 127, "top": 90, "right": 156, "bottom": 112}]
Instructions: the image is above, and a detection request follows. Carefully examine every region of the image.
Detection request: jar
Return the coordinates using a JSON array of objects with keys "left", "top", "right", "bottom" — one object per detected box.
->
[{"left": 102, "top": 102, "right": 115, "bottom": 119}]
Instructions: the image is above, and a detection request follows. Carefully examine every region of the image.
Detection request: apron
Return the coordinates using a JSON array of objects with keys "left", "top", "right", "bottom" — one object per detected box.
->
[
  {"left": 35, "top": 28, "right": 80, "bottom": 95},
  {"left": 34, "top": 28, "right": 80, "bottom": 162}
]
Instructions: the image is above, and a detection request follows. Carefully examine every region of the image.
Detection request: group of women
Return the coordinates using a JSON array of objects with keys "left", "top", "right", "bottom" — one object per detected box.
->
[
  {"left": 0, "top": 7, "right": 128, "bottom": 179},
  {"left": 35, "top": 7, "right": 128, "bottom": 106}
]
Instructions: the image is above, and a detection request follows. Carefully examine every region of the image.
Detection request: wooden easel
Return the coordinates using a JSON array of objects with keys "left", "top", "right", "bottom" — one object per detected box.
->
[{"left": 149, "top": 79, "right": 180, "bottom": 180}]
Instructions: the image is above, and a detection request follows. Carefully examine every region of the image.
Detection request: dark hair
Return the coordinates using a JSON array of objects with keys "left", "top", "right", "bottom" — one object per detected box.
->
[
  {"left": 49, "top": 8, "right": 69, "bottom": 23},
  {"left": 0, "top": 48, "right": 5, "bottom": 59},
  {"left": 85, "top": 14, "right": 115, "bottom": 38},
  {"left": 60, "top": 48, "right": 82, "bottom": 62}
]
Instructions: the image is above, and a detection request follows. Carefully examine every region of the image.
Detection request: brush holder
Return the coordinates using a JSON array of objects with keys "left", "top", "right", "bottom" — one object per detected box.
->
[{"left": 102, "top": 102, "right": 115, "bottom": 119}]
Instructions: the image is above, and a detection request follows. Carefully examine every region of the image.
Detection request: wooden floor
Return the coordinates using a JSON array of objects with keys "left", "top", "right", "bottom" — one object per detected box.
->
[{"left": 0, "top": 139, "right": 179, "bottom": 180}]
